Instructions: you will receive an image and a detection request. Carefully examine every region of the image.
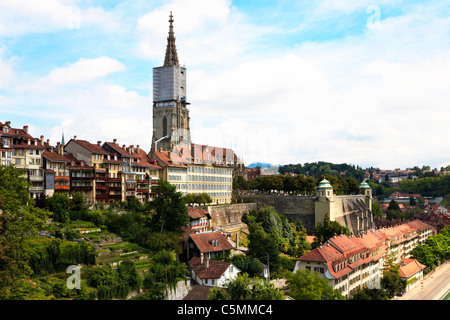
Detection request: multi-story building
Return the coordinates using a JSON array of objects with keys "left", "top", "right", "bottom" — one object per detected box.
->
[
  {"left": 9, "top": 125, "right": 46, "bottom": 199},
  {"left": 42, "top": 142, "right": 71, "bottom": 197},
  {"left": 293, "top": 220, "right": 434, "bottom": 298},
  {"left": 0, "top": 121, "right": 14, "bottom": 167},
  {"left": 102, "top": 140, "right": 162, "bottom": 202},
  {"left": 65, "top": 153, "right": 95, "bottom": 203}
]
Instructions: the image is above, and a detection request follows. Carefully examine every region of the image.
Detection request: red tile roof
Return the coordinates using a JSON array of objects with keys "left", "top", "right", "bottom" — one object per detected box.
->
[
  {"left": 297, "top": 220, "right": 433, "bottom": 278},
  {"left": 188, "top": 208, "right": 209, "bottom": 220},
  {"left": 398, "top": 259, "right": 426, "bottom": 278},
  {"left": 42, "top": 150, "right": 71, "bottom": 163},
  {"left": 188, "top": 257, "right": 233, "bottom": 279},
  {"left": 189, "top": 232, "right": 234, "bottom": 253},
  {"left": 103, "top": 141, "right": 132, "bottom": 157},
  {"left": 69, "top": 139, "right": 107, "bottom": 154}
]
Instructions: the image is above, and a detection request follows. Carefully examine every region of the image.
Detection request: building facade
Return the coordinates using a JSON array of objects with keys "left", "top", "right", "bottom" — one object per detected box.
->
[{"left": 293, "top": 220, "right": 434, "bottom": 298}]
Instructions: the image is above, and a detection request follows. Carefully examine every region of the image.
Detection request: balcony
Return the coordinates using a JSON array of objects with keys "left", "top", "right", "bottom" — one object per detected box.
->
[
  {"left": 71, "top": 176, "right": 93, "bottom": 181},
  {"left": 29, "top": 175, "right": 44, "bottom": 181},
  {"left": 55, "top": 185, "right": 70, "bottom": 191},
  {"left": 71, "top": 186, "right": 93, "bottom": 191},
  {"left": 55, "top": 175, "right": 70, "bottom": 181}
]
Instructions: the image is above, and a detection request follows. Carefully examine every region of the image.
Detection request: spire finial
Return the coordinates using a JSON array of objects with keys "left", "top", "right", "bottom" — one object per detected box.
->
[{"left": 164, "top": 11, "right": 179, "bottom": 66}]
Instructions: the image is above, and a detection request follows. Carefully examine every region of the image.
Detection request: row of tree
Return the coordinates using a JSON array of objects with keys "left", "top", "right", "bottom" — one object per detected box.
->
[
  {"left": 278, "top": 161, "right": 366, "bottom": 181},
  {"left": 234, "top": 173, "right": 362, "bottom": 195}
]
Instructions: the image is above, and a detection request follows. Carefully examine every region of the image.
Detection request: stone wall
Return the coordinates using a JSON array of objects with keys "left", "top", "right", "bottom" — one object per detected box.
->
[
  {"left": 241, "top": 195, "right": 317, "bottom": 233},
  {"left": 241, "top": 194, "right": 374, "bottom": 235},
  {"left": 207, "top": 203, "right": 258, "bottom": 229}
]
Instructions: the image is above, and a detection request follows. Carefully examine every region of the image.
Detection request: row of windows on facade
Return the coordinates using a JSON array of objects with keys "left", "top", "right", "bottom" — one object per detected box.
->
[
  {"left": 170, "top": 167, "right": 232, "bottom": 175},
  {"left": 168, "top": 174, "right": 232, "bottom": 183}
]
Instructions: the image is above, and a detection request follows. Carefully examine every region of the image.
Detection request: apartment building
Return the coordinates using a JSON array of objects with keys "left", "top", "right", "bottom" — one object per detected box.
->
[
  {"left": 293, "top": 220, "right": 434, "bottom": 298},
  {"left": 8, "top": 125, "right": 46, "bottom": 199},
  {"left": 0, "top": 121, "right": 13, "bottom": 167},
  {"left": 42, "top": 142, "right": 71, "bottom": 197},
  {"left": 150, "top": 144, "right": 234, "bottom": 204}
]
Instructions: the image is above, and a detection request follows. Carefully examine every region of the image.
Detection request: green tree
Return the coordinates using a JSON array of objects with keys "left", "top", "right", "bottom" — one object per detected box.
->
[
  {"left": 0, "top": 165, "right": 50, "bottom": 299},
  {"left": 286, "top": 269, "right": 344, "bottom": 300},
  {"left": 208, "top": 274, "right": 284, "bottom": 300},
  {"left": 386, "top": 199, "right": 403, "bottom": 220},
  {"left": 247, "top": 222, "right": 280, "bottom": 272},
  {"left": 151, "top": 180, "right": 189, "bottom": 233},
  {"left": 47, "top": 193, "right": 70, "bottom": 224},
  {"left": 312, "top": 213, "right": 349, "bottom": 248}
]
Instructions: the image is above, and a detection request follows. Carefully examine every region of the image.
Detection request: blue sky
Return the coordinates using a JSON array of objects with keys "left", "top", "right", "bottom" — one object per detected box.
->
[{"left": 1, "top": 0, "right": 449, "bottom": 170}]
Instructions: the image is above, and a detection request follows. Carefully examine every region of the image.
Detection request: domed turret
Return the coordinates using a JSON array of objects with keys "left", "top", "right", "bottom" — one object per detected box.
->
[{"left": 316, "top": 178, "right": 333, "bottom": 199}]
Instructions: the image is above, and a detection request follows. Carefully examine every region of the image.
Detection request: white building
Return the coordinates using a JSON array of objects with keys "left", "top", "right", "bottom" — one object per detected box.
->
[{"left": 188, "top": 255, "right": 241, "bottom": 287}]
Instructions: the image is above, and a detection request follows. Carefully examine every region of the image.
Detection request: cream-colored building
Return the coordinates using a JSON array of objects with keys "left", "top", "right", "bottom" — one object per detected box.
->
[
  {"left": 314, "top": 179, "right": 374, "bottom": 235},
  {"left": 293, "top": 220, "right": 434, "bottom": 298},
  {"left": 150, "top": 144, "right": 234, "bottom": 204}
]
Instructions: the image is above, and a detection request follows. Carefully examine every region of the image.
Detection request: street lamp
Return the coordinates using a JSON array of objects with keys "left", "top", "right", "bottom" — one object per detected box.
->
[{"left": 154, "top": 135, "right": 169, "bottom": 151}]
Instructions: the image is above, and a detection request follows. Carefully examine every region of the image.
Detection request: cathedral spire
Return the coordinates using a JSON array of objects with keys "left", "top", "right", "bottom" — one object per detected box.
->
[{"left": 164, "top": 12, "right": 179, "bottom": 66}]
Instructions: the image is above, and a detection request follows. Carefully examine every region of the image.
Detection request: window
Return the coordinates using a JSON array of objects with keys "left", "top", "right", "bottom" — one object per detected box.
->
[{"left": 162, "top": 115, "right": 168, "bottom": 137}]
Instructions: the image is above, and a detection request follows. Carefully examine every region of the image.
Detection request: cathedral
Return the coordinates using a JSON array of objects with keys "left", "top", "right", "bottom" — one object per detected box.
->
[{"left": 151, "top": 12, "right": 191, "bottom": 152}]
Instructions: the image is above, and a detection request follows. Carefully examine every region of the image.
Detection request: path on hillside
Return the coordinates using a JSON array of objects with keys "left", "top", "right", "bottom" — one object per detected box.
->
[{"left": 397, "top": 261, "right": 450, "bottom": 300}]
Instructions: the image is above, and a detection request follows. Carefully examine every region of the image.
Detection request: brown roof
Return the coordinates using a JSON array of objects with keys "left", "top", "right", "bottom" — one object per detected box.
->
[
  {"left": 103, "top": 141, "right": 132, "bottom": 157},
  {"left": 188, "top": 257, "right": 233, "bottom": 279},
  {"left": 189, "top": 231, "right": 233, "bottom": 253},
  {"left": 69, "top": 139, "right": 107, "bottom": 155},
  {"left": 398, "top": 259, "right": 426, "bottom": 278},
  {"left": 297, "top": 220, "right": 433, "bottom": 278},
  {"left": 131, "top": 148, "right": 161, "bottom": 169},
  {"left": 42, "top": 150, "right": 71, "bottom": 163},
  {"left": 188, "top": 208, "right": 209, "bottom": 220}
]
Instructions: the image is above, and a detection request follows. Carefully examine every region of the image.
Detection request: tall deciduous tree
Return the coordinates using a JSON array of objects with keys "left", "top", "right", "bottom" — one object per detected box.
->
[
  {"left": 286, "top": 269, "right": 344, "bottom": 300},
  {"left": 0, "top": 165, "right": 50, "bottom": 299},
  {"left": 151, "top": 180, "right": 189, "bottom": 233}
]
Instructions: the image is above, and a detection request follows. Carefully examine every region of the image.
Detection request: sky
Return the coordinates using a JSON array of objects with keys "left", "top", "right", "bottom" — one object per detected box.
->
[{"left": 0, "top": 0, "right": 449, "bottom": 170}]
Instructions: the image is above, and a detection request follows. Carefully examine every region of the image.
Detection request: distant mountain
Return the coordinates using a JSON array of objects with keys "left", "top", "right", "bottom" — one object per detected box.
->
[{"left": 247, "top": 162, "right": 280, "bottom": 169}]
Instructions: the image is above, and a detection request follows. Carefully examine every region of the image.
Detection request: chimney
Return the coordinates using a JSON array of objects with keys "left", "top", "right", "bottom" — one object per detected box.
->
[
  {"left": 97, "top": 141, "right": 101, "bottom": 146},
  {"left": 23, "top": 125, "right": 29, "bottom": 134},
  {"left": 113, "top": 138, "right": 117, "bottom": 144},
  {"left": 5, "top": 121, "right": 10, "bottom": 126},
  {"left": 40, "top": 135, "right": 44, "bottom": 144},
  {"left": 200, "top": 253, "right": 204, "bottom": 265},
  {"left": 206, "top": 257, "right": 209, "bottom": 269},
  {"left": 136, "top": 145, "right": 140, "bottom": 153},
  {"left": 74, "top": 135, "right": 77, "bottom": 140}
]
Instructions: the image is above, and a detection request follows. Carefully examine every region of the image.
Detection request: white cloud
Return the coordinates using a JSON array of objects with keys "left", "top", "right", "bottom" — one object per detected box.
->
[
  {"left": 0, "top": 0, "right": 119, "bottom": 36},
  {"left": 3, "top": 1, "right": 450, "bottom": 170},
  {"left": 0, "top": 45, "right": 16, "bottom": 89},
  {"left": 45, "top": 57, "right": 126, "bottom": 86}
]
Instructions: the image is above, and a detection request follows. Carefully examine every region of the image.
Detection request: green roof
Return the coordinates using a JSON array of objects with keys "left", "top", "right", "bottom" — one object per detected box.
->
[
  {"left": 317, "top": 179, "right": 332, "bottom": 189},
  {"left": 359, "top": 181, "right": 371, "bottom": 189}
]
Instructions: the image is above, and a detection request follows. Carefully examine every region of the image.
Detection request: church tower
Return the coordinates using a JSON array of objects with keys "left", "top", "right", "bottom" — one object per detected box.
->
[{"left": 152, "top": 12, "right": 191, "bottom": 151}]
